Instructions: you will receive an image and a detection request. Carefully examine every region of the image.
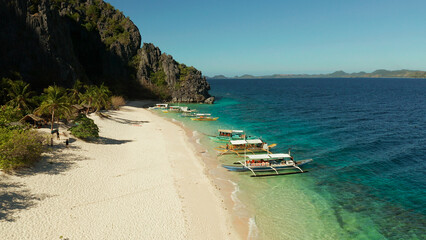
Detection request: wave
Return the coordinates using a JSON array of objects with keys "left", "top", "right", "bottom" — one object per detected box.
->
[
  {"left": 247, "top": 217, "right": 259, "bottom": 240},
  {"left": 228, "top": 180, "right": 244, "bottom": 211}
]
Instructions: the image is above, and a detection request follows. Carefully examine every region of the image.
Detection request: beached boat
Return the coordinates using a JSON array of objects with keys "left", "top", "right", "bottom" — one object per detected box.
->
[
  {"left": 223, "top": 152, "right": 313, "bottom": 177},
  {"left": 209, "top": 129, "right": 256, "bottom": 143},
  {"left": 148, "top": 103, "right": 168, "bottom": 110},
  {"left": 190, "top": 114, "right": 219, "bottom": 121},
  {"left": 215, "top": 139, "right": 276, "bottom": 156}
]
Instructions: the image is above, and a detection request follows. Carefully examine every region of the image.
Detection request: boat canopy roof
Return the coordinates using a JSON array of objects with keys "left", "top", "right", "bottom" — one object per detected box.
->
[
  {"left": 230, "top": 139, "right": 262, "bottom": 145},
  {"left": 230, "top": 140, "right": 247, "bottom": 145},
  {"left": 169, "top": 106, "right": 181, "bottom": 108},
  {"left": 196, "top": 113, "right": 211, "bottom": 116},
  {"left": 246, "top": 139, "right": 263, "bottom": 144},
  {"left": 245, "top": 153, "right": 291, "bottom": 160},
  {"left": 218, "top": 129, "right": 244, "bottom": 133},
  {"left": 155, "top": 103, "right": 168, "bottom": 107}
]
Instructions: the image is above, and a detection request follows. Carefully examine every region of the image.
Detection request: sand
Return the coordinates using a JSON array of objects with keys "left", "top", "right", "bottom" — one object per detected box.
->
[{"left": 0, "top": 103, "right": 239, "bottom": 239}]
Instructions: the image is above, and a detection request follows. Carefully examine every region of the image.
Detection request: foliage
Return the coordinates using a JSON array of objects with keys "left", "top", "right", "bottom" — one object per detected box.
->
[
  {"left": 0, "top": 105, "right": 24, "bottom": 126},
  {"left": 69, "top": 114, "right": 99, "bottom": 140},
  {"left": 82, "top": 21, "right": 96, "bottom": 32},
  {"left": 67, "top": 79, "right": 85, "bottom": 104},
  {"left": 4, "top": 78, "right": 34, "bottom": 111},
  {"left": 80, "top": 84, "right": 112, "bottom": 112},
  {"left": 150, "top": 70, "right": 167, "bottom": 86},
  {"left": 178, "top": 64, "right": 196, "bottom": 82},
  {"left": 128, "top": 54, "right": 141, "bottom": 69},
  {"left": 35, "top": 85, "right": 71, "bottom": 131},
  {"left": 111, "top": 96, "right": 126, "bottom": 110},
  {"left": 49, "top": 0, "right": 132, "bottom": 47},
  {"left": 28, "top": 0, "right": 40, "bottom": 14},
  {"left": 0, "top": 128, "right": 45, "bottom": 171}
]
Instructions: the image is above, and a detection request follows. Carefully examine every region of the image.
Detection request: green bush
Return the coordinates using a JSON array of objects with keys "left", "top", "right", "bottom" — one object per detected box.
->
[
  {"left": 0, "top": 128, "right": 45, "bottom": 171},
  {"left": 69, "top": 115, "right": 99, "bottom": 140},
  {"left": 0, "top": 105, "right": 24, "bottom": 126},
  {"left": 150, "top": 70, "right": 167, "bottom": 86}
]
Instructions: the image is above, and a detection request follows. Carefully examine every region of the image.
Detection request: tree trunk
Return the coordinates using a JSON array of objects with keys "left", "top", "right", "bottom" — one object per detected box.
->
[{"left": 51, "top": 108, "right": 55, "bottom": 132}]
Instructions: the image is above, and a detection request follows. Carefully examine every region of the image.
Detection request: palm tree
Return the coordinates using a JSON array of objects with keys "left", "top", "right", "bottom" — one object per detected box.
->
[
  {"left": 67, "top": 79, "right": 85, "bottom": 104},
  {"left": 5, "top": 79, "right": 34, "bottom": 111},
  {"left": 35, "top": 85, "right": 71, "bottom": 132},
  {"left": 81, "top": 84, "right": 112, "bottom": 113}
]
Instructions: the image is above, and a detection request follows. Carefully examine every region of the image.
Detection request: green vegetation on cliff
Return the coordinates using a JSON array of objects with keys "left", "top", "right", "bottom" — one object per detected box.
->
[{"left": 51, "top": 0, "right": 133, "bottom": 47}]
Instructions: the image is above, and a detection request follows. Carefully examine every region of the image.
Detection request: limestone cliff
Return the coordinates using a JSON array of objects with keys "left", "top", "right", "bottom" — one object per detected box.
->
[
  {"left": 132, "top": 43, "right": 212, "bottom": 103},
  {"left": 0, "top": 0, "right": 212, "bottom": 103}
]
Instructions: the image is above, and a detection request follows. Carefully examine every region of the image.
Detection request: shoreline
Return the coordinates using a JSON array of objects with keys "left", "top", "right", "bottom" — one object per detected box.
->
[
  {"left": 159, "top": 112, "right": 253, "bottom": 239},
  {"left": 0, "top": 102, "right": 241, "bottom": 239}
]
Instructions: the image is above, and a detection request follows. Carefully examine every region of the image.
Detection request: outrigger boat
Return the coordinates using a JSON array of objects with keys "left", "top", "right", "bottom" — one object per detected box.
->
[
  {"left": 190, "top": 113, "right": 219, "bottom": 121},
  {"left": 181, "top": 112, "right": 198, "bottom": 117},
  {"left": 209, "top": 129, "right": 255, "bottom": 143},
  {"left": 148, "top": 103, "right": 168, "bottom": 110},
  {"left": 215, "top": 139, "right": 276, "bottom": 156},
  {"left": 162, "top": 105, "right": 181, "bottom": 113},
  {"left": 222, "top": 152, "right": 313, "bottom": 177},
  {"left": 180, "top": 106, "right": 196, "bottom": 113}
]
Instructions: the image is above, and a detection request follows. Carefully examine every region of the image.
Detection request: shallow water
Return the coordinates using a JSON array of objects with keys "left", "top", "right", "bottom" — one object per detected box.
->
[{"left": 158, "top": 78, "right": 426, "bottom": 239}]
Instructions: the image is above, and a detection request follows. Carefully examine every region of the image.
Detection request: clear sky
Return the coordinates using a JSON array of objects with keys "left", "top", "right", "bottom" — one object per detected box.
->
[{"left": 108, "top": 0, "right": 426, "bottom": 77}]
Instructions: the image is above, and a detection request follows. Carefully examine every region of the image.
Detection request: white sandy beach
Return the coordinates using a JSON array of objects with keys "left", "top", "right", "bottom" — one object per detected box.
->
[{"left": 0, "top": 103, "right": 239, "bottom": 239}]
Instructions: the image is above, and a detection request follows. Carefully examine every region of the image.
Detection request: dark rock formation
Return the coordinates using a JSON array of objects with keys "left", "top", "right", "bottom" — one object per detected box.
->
[
  {"left": 134, "top": 43, "right": 211, "bottom": 103},
  {"left": 0, "top": 0, "right": 212, "bottom": 102}
]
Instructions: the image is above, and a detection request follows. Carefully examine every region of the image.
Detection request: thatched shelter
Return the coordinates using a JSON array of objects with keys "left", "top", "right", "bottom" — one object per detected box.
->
[
  {"left": 20, "top": 114, "right": 45, "bottom": 127},
  {"left": 72, "top": 104, "right": 89, "bottom": 114}
]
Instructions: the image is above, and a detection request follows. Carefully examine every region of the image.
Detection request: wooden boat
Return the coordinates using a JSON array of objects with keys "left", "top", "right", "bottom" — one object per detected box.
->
[
  {"left": 161, "top": 106, "right": 182, "bottom": 113},
  {"left": 180, "top": 106, "right": 196, "bottom": 113},
  {"left": 190, "top": 114, "right": 219, "bottom": 121},
  {"left": 148, "top": 103, "right": 168, "bottom": 110},
  {"left": 209, "top": 129, "right": 256, "bottom": 143},
  {"left": 222, "top": 152, "right": 313, "bottom": 177},
  {"left": 215, "top": 139, "right": 276, "bottom": 156},
  {"left": 180, "top": 112, "right": 198, "bottom": 117}
]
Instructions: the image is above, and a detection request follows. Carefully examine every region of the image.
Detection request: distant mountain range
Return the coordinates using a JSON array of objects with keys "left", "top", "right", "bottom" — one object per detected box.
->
[{"left": 207, "top": 69, "right": 426, "bottom": 79}]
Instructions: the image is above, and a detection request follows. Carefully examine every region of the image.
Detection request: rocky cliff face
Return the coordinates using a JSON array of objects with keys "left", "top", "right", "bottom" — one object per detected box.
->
[
  {"left": 0, "top": 0, "right": 212, "bottom": 103},
  {"left": 134, "top": 43, "right": 212, "bottom": 103}
]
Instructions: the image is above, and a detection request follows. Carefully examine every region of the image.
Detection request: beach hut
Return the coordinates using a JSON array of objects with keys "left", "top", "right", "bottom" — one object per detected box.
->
[
  {"left": 71, "top": 104, "right": 89, "bottom": 114},
  {"left": 20, "top": 114, "right": 45, "bottom": 127}
]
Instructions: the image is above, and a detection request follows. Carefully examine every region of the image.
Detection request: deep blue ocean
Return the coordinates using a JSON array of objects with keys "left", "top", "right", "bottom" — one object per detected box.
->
[{"left": 162, "top": 78, "right": 426, "bottom": 239}]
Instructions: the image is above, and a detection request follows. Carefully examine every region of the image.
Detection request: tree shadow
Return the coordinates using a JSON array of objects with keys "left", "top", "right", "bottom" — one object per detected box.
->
[
  {"left": 126, "top": 100, "right": 159, "bottom": 108},
  {"left": 100, "top": 112, "right": 150, "bottom": 125},
  {"left": 0, "top": 179, "right": 50, "bottom": 222},
  {"left": 15, "top": 144, "right": 88, "bottom": 177},
  {"left": 96, "top": 137, "right": 133, "bottom": 145}
]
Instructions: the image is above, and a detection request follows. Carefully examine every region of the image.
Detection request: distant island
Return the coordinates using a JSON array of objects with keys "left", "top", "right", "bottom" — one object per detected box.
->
[{"left": 207, "top": 69, "right": 426, "bottom": 79}]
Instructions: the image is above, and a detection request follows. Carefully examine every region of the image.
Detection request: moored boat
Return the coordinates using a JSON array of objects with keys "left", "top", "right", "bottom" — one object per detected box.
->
[
  {"left": 209, "top": 129, "right": 255, "bottom": 143},
  {"left": 190, "top": 113, "right": 219, "bottom": 121},
  {"left": 223, "top": 152, "right": 313, "bottom": 177},
  {"left": 215, "top": 139, "right": 276, "bottom": 156},
  {"left": 148, "top": 103, "right": 168, "bottom": 110}
]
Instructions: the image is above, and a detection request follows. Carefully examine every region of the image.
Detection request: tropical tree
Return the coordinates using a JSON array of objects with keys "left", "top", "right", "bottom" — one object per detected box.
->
[
  {"left": 35, "top": 85, "right": 71, "bottom": 131},
  {"left": 5, "top": 79, "right": 34, "bottom": 111},
  {"left": 81, "top": 84, "right": 112, "bottom": 113},
  {"left": 67, "top": 79, "right": 85, "bottom": 104}
]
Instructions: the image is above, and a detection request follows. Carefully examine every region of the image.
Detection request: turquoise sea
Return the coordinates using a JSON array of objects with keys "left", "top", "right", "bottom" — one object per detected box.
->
[{"left": 158, "top": 78, "right": 426, "bottom": 240}]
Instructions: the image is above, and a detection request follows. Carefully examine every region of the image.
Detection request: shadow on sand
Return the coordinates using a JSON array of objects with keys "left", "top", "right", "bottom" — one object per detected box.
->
[
  {"left": 0, "top": 180, "right": 46, "bottom": 222},
  {"left": 96, "top": 136, "right": 133, "bottom": 145},
  {"left": 0, "top": 144, "right": 89, "bottom": 222}
]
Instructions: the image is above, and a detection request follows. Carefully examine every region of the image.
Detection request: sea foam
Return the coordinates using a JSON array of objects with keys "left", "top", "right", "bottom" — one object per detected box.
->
[{"left": 248, "top": 217, "right": 259, "bottom": 240}]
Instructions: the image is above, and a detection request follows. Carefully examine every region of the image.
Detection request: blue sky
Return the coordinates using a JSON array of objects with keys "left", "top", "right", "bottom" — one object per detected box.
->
[{"left": 108, "top": 0, "right": 426, "bottom": 76}]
